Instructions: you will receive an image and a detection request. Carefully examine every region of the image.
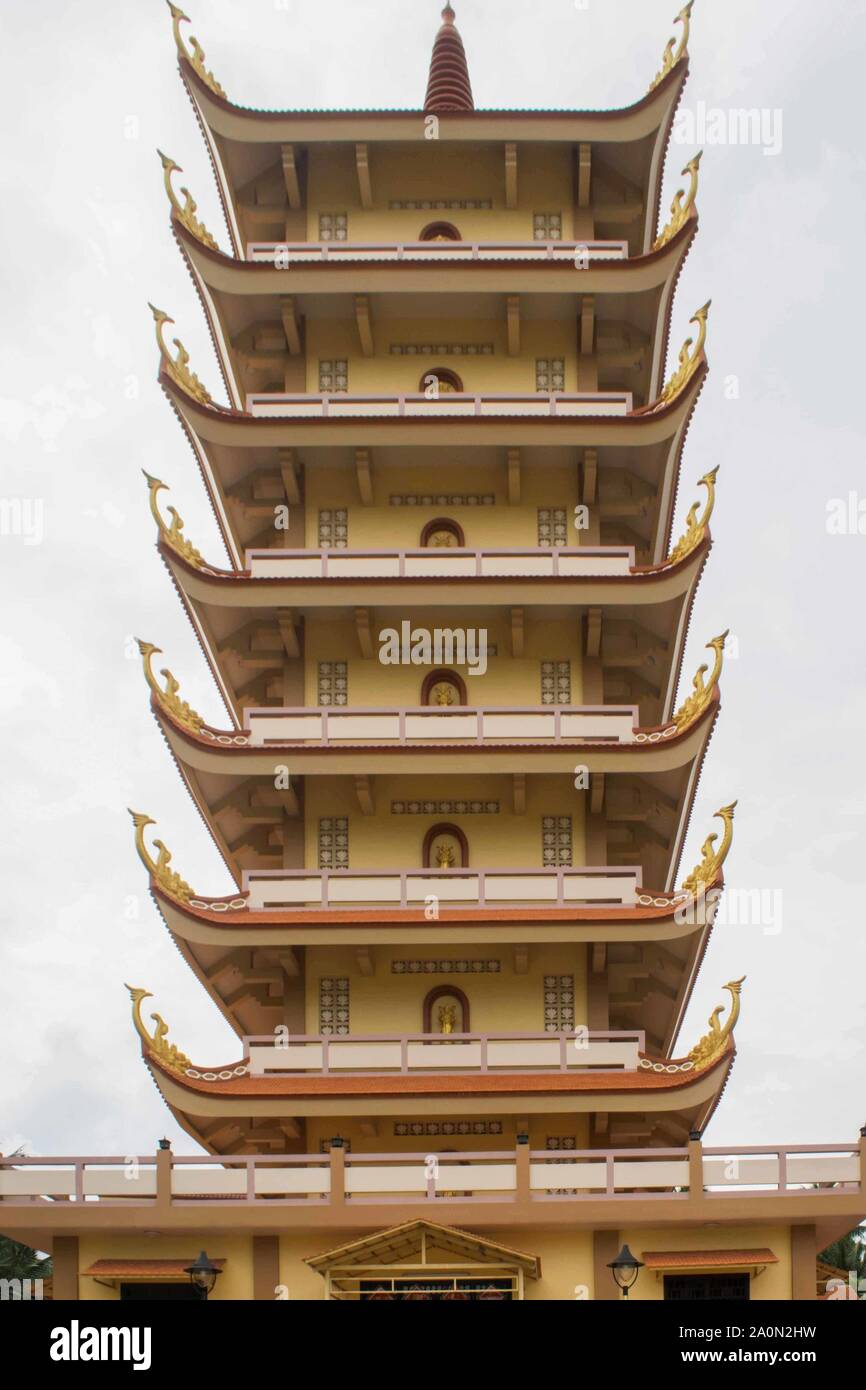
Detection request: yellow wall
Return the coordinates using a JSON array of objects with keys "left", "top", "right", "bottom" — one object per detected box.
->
[
  {"left": 618, "top": 1224, "right": 792, "bottom": 1301},
  {"left": 304, "top": 458, "right": 582, "bottom": 550},
  {"left": 303, "top": 771, "right": 587, "bottom": 869},
  {"left": 77, "top": 1234, "right": 254, "bottom": 1302},
  {"left": 74, "top": 1223, "right": 793, "bottom": 1300},
  {"left": 304, "top": 610, "right": 584, "bottom": 706},
  {"left": 303, "top": 941, "right": 587, "bottom": 1037},
  {"left": 306, "top": 142, "right": 575, "bottom": 244}
]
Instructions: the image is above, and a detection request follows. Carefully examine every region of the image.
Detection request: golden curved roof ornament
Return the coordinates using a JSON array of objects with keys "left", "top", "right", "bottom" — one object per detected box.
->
[
  {"left": 125, "top": 984, "right": 191, "bottom": 1073},
  {"left": 681, "top": 801, "right": 737, "bottom": 896},
  {"left": 649, "top": 1, "right": 695, "bottom": 92},
  {"left": 688, "top": 976, "right": 746, "bottom": 1068},
  {"left": 653, "top": 151, "right": 703, "bottom": 251},
  {"left": 137, "top": 640, "right": 205, "bottom": 734},
  {"left": 157, "top": 150, "right": 219, "bottom": 251},
  {"left": 658, "top": 300, "right": 710, "bottom": 407},
  {"left": 166, "top": 2, "right": 226, "bottom": 98},
  {"left": 672, "top": 630, "right": 727, "bottom": 732},
  {"left": 142, "top": 471, "right": 205, "bottom": 570},
  {"left": 667, "top": 466, "right": 718, "bottom": 566},
  {"left": 128, "top": 809, "right": 194, "bottom": 905},
  {"left": 148, "top": 303, "right": 212, "bottom": 406}
]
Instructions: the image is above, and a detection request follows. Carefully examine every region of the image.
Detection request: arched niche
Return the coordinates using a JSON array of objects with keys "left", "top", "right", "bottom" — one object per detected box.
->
[
  {"left": 421, "top": 670, "right": 468, "bottom": 706},
  {"left": 422, "top": 821, "right": 469, "bottom": 867},
  {"left": 423, "top": 983, "right": 471, "bottom": 1034},
  {"left": 420, "top": 516, "right": 466, "bottom": 548}
]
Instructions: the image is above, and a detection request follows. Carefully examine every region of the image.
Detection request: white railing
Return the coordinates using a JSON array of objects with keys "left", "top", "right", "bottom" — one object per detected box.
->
[
  {"left": 245, "top": 546, "right": 635, "bottom": 580},
  {"left": 245, "top": 239, "right": 629, "bottom": 265},
  {"left": 245, "top": 391, "right": 633, "bottom": 419},
  {"left": 241, "top": 865, "right": 642, "bottom": 911},
  {"left": 2, "top": 1145, "right": 858, "bottom": 1207},
  {"left": 245, "top": 1030, "right": 644, "bottom": 1077},
  {"left": 243, "top": 705, "right": 639, "bottom": 747}
]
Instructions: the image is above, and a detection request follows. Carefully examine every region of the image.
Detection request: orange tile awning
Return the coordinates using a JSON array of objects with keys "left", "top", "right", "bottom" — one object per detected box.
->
[
  {"left": 642, "top": 1248, "right": 777, "bottom": 1272},
  {"left": 82, "top": 1258, "right": 225, "bottom": 1283}
]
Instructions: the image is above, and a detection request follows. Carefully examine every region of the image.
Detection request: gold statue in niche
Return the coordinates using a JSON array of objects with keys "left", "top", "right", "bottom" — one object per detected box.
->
[
  {"left": 432, "top": 682, "right": 456, "bottom": 706},
  {"left": 435, "top": 841, "right": 456, "bottom": 869},
  {"left": 438, "top": 1004, "right": 456, "bottom": 1035},
  {"left": 429, "top": 529, "right": 457, "bottom": 547}
]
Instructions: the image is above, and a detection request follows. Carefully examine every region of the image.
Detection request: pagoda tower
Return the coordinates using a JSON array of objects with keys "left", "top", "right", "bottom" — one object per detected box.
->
[{"left": 3, "top": 3, "right": 863, "bottom": 1304}]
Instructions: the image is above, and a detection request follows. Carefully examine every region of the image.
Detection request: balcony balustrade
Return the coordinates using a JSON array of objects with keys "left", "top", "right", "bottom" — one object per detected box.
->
[
  {"left": 245, "top": 1029, "right": 644, "bottom": 1078},
  {"left": 245, "top": 390, "right": 633, "bottom": 419},
  {"left": 1, "top": 1144, "right": 860, "bottom": 1208},
  {"left": 245, "top": 546, "right": 635, "bottom": 580},
  {"left": 243, "top": 704, "right": 640, "bottom": 748},
  {"left": 241, "top": 865, "right": 642, "bottom": 911},
  {"left": 245, "top": 239, "right": 629, "bottom": 265}
]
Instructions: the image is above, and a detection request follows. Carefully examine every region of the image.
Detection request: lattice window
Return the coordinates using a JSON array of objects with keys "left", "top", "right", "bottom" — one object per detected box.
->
[
  {"left": 319, "top": 359, "right": 348, "bottom": 392},
  {"left": 391, "top": 800, "right": 499, "bottom": 815},
  {"left": 390, "top": 343, "right": 494, "bottom": 357},
  {"left": 319, "top": 212, "right": 348, "bottom": 241},
  {"left": 391, "top": 959, "right": 501, "bottom": 975},
  {"left": 318, "top": 661, "right": 348, "bottom": 707},
  {"left": 319, "top": 977, "right": 350, "bottom": 1035},
  {"left": 546, "top": 1135, "right": 578, "bottom": 1194},
  {"left": 394, "top": 1120, "right": 503, "bottom": 1136},
  {"left": 389, "top": 199, "right": 493, "bottom": 210},
  {"left": 533, "top": 212, "right": 563, "bottom": 240},
  {"left": 542, "top": 816, "right": 573, "bottom": 866},
  {"left": 390, "top": 494, "right": 496, "bottom": 508},
  {"left": 540, "top": 662, "right": 571, "bottom": 705},
  {"left": 537, "top": 508, "right": 568, "bottom": 547},
  {"left": 536, "top": 358, "right": 565, "bottom": 392},
  {"left": 318, "top": 817, "right": 349, "bottom": 869},
  {"left": 543, "top": 975, "right": 576, "bottom": 1032},
  {"left": 318, "top": 508, "right": 348, "bottom": 549}
]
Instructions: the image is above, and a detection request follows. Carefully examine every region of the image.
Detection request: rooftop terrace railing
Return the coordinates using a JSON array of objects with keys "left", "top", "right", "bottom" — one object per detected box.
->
[
  {"left": 245, "top": 546, "right": 636, "bottom": 581},
  {"left": 244, "top": 1029, "right": 645, "bottom": 1078},
  {"left": 1, "top": 1144, "right": 860, "bottom": 1208},
  {"left": 240, "top": 865, "right": 643, "bottom": 912},
  {"left": 242, "top": 704, "right": 641, "bottom": 748},
  {"left": 244, "top": 391, "right": 634, "bottom": 419},
  {"left": 245, "top": 239, "right": 629, "bottom": 265}
]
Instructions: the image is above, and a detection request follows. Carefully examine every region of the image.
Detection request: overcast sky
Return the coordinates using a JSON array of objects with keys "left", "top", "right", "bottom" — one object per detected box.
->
[{"left": 1, "top": 0, "right": 865, "bottom": 1160}]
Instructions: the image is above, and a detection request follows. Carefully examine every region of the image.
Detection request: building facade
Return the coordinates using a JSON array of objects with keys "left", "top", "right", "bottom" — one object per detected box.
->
[{"left": 2, "top": 2, "right": 863, "bottom": 1301}]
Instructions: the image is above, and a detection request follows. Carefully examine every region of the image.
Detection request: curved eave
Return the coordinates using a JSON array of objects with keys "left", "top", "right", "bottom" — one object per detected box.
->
[
  {"left": 160, "top": 363, "right": 705, "bottom": 444},
  {"left": 179, "top": 52, "right": 688, "bottom": 139},
  {"left": 150, "top": 876, "right": 719, "bottom": 940},
  {"left": 174, "top": 208, "right": 695, "bottom": 295},
  {"left": 152, "top": 688, "right": 718, "bottom": 781},
  {"left": 142, "top": 1037, "right": 733, "bottom": 1123}
]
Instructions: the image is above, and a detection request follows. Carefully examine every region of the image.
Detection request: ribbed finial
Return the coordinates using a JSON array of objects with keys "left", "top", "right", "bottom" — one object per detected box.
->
[{"left": 425, "top": 3, "right": 474, "bottom": 112}]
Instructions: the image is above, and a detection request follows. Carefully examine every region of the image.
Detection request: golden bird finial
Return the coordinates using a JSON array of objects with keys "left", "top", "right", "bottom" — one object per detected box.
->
[
  {"left": 128, "top": 810, "right": 194, "bottom": 904},
  {"left": 667, "top": 467, "right": 719, "bottom": 565},
  {"left": 148, "top": 303, "right": 212, "bottom": 405},
  {"left": 125, "top": 983, "right": 191, "bottom": 1073},
  {"left": 658, "top": 301, "right": 711, "bottom": 406},
  {"left": 653, "top": 151, "right": 703, "bottom": 250},
  {"left": 688, "top": 976, "right": 746, "bottom": 1067},
  {"left": 681, "top": 802, "right": 737, "bottom": 896},
  {"left": 166, "top": 3, "right": 226, "bottom": 98},
  {"left": 142, "top": 471, "right": 205, "bottom": 569},
  {"left": 672, "top": 631, "right": 728, "bottom": 731},
  {"left": 650, "top": 1, "right": 695, "bottom": 92},
  {"left": 157, "top": 150, "right": 219, "bottom": 251},
  {"left": 137, "top": 639, "right": 205, "bottom": 734}
]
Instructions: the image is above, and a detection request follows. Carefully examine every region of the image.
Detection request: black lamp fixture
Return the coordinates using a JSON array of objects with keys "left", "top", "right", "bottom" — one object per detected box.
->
[
  {"left": 158, "top": 1137, "right": 171, "bottom": 1151},
  {"left": 184, "top": 1251, "right": 222, "bottom": 1300},
  {"left": 607, "top": 1244, "right": 645, "bottom": 1299}
]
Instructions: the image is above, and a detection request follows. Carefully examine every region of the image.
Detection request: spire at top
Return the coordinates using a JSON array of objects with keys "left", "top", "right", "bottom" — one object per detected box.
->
[{"left": 424, "top": 4, "right": 474, "bottom": 114}]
